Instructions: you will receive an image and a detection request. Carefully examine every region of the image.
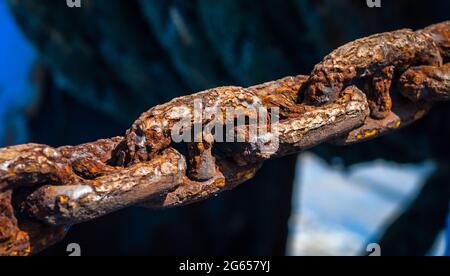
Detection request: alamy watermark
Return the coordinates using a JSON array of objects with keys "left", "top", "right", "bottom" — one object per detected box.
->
[
  {"left": 366, "top": 0, "right": 382, "bottom": 8},
  {"left": 66, "top": 243, "right": 81, "bottom": 256},
  {"left": 367, "top": 243, "right": 381, "bottom": 256},
  {"left": 168, "top": 99, "right": 280, "bottom": 155},
  {"left": 66, "top": 0, "right": 81, "bottom": 8}
]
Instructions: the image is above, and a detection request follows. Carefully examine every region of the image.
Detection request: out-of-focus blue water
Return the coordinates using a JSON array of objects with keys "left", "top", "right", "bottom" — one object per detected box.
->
[{"left": 0, "top": 0, "right": 36, "bottom": 146}]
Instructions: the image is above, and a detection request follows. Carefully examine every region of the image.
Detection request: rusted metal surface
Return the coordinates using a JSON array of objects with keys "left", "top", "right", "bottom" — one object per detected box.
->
[
  {"left": 0, "top": 21, "right": 449, "bottom": 256},
  {"left": 399, "top": 63, "right": 450, "bottom": 102},
  {"left": 301, "top": 23, "right": 446, "bottom": 107},
  {"left": 0, "top": 191, "right": 30, "bottom": 256}
]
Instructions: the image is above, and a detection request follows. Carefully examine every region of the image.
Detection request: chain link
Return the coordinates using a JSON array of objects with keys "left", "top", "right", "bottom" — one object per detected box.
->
[{"left": 1, "top": 21, "right": 449, "bottom": 256}]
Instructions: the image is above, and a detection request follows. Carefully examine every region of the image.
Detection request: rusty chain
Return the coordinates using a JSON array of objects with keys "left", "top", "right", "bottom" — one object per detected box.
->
[{"left": 1, "top": 21, "right": 449, "bottom": 256}]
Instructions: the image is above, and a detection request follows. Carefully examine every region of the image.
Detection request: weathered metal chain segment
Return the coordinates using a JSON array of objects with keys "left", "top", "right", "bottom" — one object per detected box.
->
[{"left": 1, "top": 21, "right": 449, "bottom": 256}]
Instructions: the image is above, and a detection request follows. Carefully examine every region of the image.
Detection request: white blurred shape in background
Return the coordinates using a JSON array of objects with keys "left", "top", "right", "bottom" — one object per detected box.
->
[{"left": 287, "top": 153, "right": 446, "bottom": 256}]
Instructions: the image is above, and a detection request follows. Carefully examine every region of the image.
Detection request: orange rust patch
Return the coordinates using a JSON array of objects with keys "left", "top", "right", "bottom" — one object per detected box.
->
[
  {"left": 24, "top": 246, "right": 31, "bottom": 256},
  {"left": 237, "top": 169, "right": 257, "bottom": 182},
  {"left": 57, "top": 195, "right": 70, "bottom": 205},
  {"left": 414, "top": 110, "right": 427, "bottom": 121},
  {"left": 214, "top": 178, "right": 226, "bottom": 188},
  {"left": 356, "top": 129, "right": 379, "bottom": 140}
]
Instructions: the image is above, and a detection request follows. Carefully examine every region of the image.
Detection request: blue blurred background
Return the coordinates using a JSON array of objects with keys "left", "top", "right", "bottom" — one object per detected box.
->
[
  {"left": 1, "top": 0, "right": 449, "bottom": 256},
  {"left": 0, "top": 0, "right": 35, "bottom": 145}
]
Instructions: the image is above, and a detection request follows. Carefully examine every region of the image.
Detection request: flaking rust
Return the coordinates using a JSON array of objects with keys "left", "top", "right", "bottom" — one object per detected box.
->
[
  {"left": 0, "top": 191, "right": 30, "bottom": 256},
  {"left": 302, "top": 21, "right": 450, "bottom": 144},
  {"left": 302, "top": 22, "right": 447, "bottom": 109},
  {"left": 400, "top": 63, "right": 450, "bottom": 102},
  {"left": 0, "top": 21, "right": 449, "bottom": 255}
]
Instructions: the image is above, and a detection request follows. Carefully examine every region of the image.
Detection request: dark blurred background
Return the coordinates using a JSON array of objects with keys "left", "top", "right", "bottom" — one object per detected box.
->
[{"left": 0, "top": 0, "right": 449, "bottom": 256}]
